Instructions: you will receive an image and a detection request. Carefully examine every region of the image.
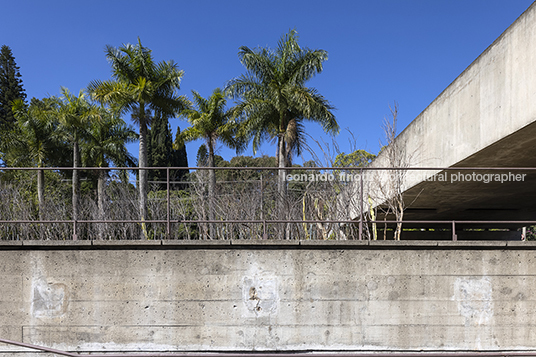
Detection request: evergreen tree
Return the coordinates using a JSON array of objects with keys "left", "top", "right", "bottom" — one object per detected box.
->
[
  {"left": 196, "top": 144, "right": 208, "bottom": 167},
  {"left": 0, "top": 45, "right": 26, "bottom": 161},
  {"left": 171, "top": 126, "right": 188, "bottom": 188},
  {"left": 148, "top": 115, "right": 188, "bottom": 190},
  {"left": 148, "top": 113, "right": 173, "bottom": 190}
]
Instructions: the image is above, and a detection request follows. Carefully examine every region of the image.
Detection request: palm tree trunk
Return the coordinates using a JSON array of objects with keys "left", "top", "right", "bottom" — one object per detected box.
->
[
  {"left": 37, "top": 164, "right": 44, "bottom": 221},
  {"left": 139, "top": 113, "right": 149, "bottom": 239},
  {"left": 97, "top": 169, "right": 106, "bottom": 239},
  {"left": 207, "top": 143, "right": 216, "bottom": 239},
  {"left": 277, "top": 135, "right": 289, "bottom": 239},
  {"left": 72, "top": 141, "right": 80, "bottom": 240}
]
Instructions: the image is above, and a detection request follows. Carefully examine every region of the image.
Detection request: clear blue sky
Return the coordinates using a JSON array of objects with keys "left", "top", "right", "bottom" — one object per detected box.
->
[{"left": 2, "top": 0, "right": 534, "bottom": 166}]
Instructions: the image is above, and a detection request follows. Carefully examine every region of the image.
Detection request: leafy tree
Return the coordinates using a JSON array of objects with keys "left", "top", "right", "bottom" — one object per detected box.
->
[
  {"left": 179, "top": 88, "right": 243, "bottom": 239},
  {"left": 226, "top": 29, "right": 339, "bottom": 216},
  {"left": 0, "top": 45, "right": 26, "bottom": 162},
  {"left": 217, "top": 155, "right": 277, "bottom": 183},
  {"left": 334, "top": 149, "right": 376, "bottom": 177},
  {"left": 88, "top": 38, "right": 189, "bottom": 236}
]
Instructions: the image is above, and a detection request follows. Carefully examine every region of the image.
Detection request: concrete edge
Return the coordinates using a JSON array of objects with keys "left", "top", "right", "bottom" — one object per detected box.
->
[
  {"left": 21, "top": 240, "right": 92, "bottom": 247},
  {"left": 91, "top": 240, "right": 162, "bottom": 246},
  {"left": 437, "top": 241, "right": 508, "bottom": 247},
  {"left": 230, "top": 239, "right": 300, "bottom": 246},
  {"left": 300, "top": 240, "right": 369, "bottom": 246},
  {"left": 162, "top": 240, "right": 231, "bottom": 246},
  {"left": 0, "top": 239, "right": 532, "bottom": 249},
  {"left": 0, "top": 241, "right": 23, "bottom": 246},
  {"left": 507, "top": 240, "right": 536, "bottom": 247},
  {"left": 368, "top": 240, "right": 438, "bottom": 247}
]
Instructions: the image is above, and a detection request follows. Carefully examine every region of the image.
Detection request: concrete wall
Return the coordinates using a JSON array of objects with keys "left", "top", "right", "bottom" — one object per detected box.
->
[
  {"left": 370, "top": 2, "right": 536, "bottom": 188},
  {"left": 1, "top": 240, "right": 536, "bottom": 354}
]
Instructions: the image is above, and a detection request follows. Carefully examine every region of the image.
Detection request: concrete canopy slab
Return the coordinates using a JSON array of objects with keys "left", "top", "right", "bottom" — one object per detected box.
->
[{"left": 364, "top": 3, "right": 536, "bottom": 236}]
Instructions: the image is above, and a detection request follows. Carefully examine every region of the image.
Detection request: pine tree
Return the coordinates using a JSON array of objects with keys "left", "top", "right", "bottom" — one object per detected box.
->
[
  {"left": 0, "top": 45, "right": 26, "bottom": 164},
  {"left": 0, "top": 45, "right": 26, "bottom": 133}
]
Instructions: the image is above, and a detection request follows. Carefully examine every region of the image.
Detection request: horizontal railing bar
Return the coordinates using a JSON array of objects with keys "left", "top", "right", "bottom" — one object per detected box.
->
[
  {"left": 2, "top": 166, "right": 536, "bottom": 171},
  {"left": 1, "top": 220, "right": 535, "bottom": 225}
]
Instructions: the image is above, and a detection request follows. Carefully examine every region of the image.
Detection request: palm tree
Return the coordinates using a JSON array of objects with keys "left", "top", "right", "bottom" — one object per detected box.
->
[
  {"left": 226, "top": 30, "right": 339, "bottom": 219},
  {"left": 88, "top": 38, "right": 189, "bottom": 237},
  {"left": 50, "top": 88, "right": 98, "bottom": 239},
  {"left": 178, "top": 88, "right": 242, "bottom": 239},
  {"left": 10, "top": 98, "right": 63, "bottom": 219},
  {"left": 82, "top": 107, "right": 137, "bottom": 222}
]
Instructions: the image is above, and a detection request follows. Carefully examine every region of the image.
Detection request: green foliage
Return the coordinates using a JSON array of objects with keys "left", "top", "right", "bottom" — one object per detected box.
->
[
  {"left": 334, "top": 149, "right": 376, "bottom": 177},
  {"left": 148, "top": 116, "right": 188, "bottom": 190},
  {"left": 226, "top": 29, "right": 338, "bottom": 166},
  {"left": 6, "top": 98, "right": 70, "bottom": 168},
  {"left": 179, "top": 88, "right": 243, "bottom": 162},
  {"left": 88, "top": 38, "right": 190, "bottom": 227},
  {"left": 0, "top": 45, "right": 26, "bottom": 155},
  {"left": 82, "top": 106, "right": 137, "bottom": 168},
  {"left": 88, "top": 38, "right": 189, "bottom": 130},
  {"left": 215, "top": 155, "right": 277, "bottom": 182},
  {"left": 172, "top": 126, "right": 189, "bottom": 182},
  {"left": 526, "top": 226, "right": 536, "bottom": 241},
  {"left": 196, "top": 144, "right": 208, "bottom": 167},
  {"left": 334, "top": 150, "right": 376, "bottom": 168}
]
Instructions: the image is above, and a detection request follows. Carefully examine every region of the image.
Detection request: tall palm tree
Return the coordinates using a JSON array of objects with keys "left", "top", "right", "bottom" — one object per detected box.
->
[
  {"left": 82, "top": 107, "right": 137, "bottom": 222},
  {"left": 10, "top": 98, "right": 63, "bottom": 219},
  {"left": 178, "top": 88, "right": 242, "bottom": 239},
  {"left": 50, "top": 88, "right": 98, "bottom": 238},
  {"left": 226, "top": 30, "right": 339, "bottom": 217},
  {"left": 88, "top": 38, "right": 188, "bottom": 237}
]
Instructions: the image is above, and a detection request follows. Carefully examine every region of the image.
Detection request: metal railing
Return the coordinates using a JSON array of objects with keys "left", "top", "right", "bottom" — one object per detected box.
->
[{"left": 0, "top": 165, "right": 535, "bottom": 241}]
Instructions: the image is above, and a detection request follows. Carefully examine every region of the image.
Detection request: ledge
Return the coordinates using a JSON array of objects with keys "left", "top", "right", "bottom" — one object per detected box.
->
[
  {"left": 507, "top": 240, "right": 536, "bottom": 247},
  {"left": 368, "top": 240, "right": 439, "bottom": 247},
  {"left": 0, "top": 239, "right": 533, "bottom": 250},
  {"left": 91, "top": 240, "right": 162, "bottom": 247},
  {"left": 162, "top": 240, "right": 231, "bottom": 247},
  {"left": 230, "top": 239, "right": 300, "bottom": 246},
  {"left": 300, "top": 240, "right": 369, "bottom": 247},
  {"left": 22, "top": 240, "right": 92, "bottom": 247},
  {"left": 437, "top": 240, "right": 508, "bottom": 248}
]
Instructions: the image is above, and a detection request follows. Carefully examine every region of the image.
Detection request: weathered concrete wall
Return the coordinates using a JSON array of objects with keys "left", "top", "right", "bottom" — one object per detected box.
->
[
  {"left": 369, "top": 2, "right": 536, "bottom": 191},
  {"left": 1, "top": 240, "right": 536, "bottom": 354}
]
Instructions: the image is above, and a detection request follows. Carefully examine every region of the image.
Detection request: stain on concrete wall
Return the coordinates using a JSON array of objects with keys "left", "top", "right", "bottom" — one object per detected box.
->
[
  {"left": 453, "top": 277, "right": 493, "bottom": 325},
  {"left": 242, "top": 276, "right": 279, "bottom": 317},
  {"left": 32, "top": 277, "right": 69, "bottom": 318}
]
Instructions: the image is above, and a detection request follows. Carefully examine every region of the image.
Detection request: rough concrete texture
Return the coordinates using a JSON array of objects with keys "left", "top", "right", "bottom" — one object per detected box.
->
[
  {"left": 373, "top": 1, "right": 536, "bottom": 176},
  {"left": 1, "top": 242, "right": 536, "bottom": 354},
  {"left": 363, "top": 2, "right": 536, "bottom": 224}
]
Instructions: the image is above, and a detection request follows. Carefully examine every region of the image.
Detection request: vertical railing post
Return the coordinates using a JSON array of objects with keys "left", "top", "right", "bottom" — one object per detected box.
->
[
  {"left": 72, "top": 167, "right": 77, "bottom": 241},
  {"left": 166, "top": 167, "right": 170, "bottom": 240},
  {"left": 261, "top": 174, "right": 267, "bottom": 239},
  {"left": 359, "top": 168, "right": 364, "bottom": 241},
  {"left": 452, "top": 221, "right": 457, "bottom": 241}
]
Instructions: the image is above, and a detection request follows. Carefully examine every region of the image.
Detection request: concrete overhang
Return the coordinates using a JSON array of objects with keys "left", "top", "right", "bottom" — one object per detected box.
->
[
  {"left": 365, "top": 2, "right": 536, "bottom": 231},
  {"left": 399, "top": 120, "right": 536, "bottom": 228}
]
